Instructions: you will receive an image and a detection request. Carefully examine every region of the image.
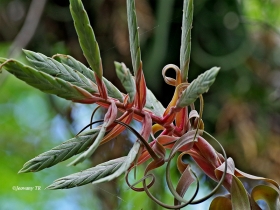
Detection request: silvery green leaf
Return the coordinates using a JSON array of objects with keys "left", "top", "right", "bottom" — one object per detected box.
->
[
  {"left": 126, "top": 0, "right": 141, "bottom": 75},
  {"left": 180, "top": 0, "right": 193, "bottom": 82},
  {"left": 115, "top": 61, "right": 136, "bottom": 103},
  {"left": 67, "top": 126, "right": 105, "bottom": 166},
  {"left": 53, "top": 54, "right": 96, "bottom": 82},
  {"left": 18, "top": 128, "right": 100, "bottom": 173},
  {"left": 92, "top": 141, "right": 141, "bottom": 184},
  {"left": 24, "top": 50, "right": 98, "bottom": 94},
  {"left": 46, "top": 141, "right": 140, "bottom": 189},
  {"left": 102, "top": 78, "right": 124, "bottom": 102},
  {"left": 69, "top": 102, "right": 117, "bottom": 166},
  {"left": 0, "top": 58, "right": 94, "bottom": 101},
  {"left": 176, "top": 67, "right": 220, "bottom": 108},
  {"left": 145, "top": 88, "right": 165, "bottom": 117},
  {"left": 54, "top": 54, "right": 124, "bottom": 102},
  {"left": 70, "top": 0, "right": 103, "bottom": 79},
  {"left": 46, "top": 157, "right": 126, "bottom": 189}
]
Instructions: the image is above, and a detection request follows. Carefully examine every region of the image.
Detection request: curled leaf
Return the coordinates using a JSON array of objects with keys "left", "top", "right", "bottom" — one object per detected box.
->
[
  {"left": 251, "top": 185, "right": 280, "bottom": 210},
  {"left": 209, "top": 196, "right": 232, "bottom": 210}
]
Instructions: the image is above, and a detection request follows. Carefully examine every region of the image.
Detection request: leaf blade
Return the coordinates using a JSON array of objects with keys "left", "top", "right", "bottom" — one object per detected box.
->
[
  {"left": 18, "top": 128, "right": 100, "bottom": 173},
  {"left": 54, "top": 54, "right": 124, "bottom": 102},
  {"left": 46, "top": 157, "right": 126, "bottom": 189},
  {"left": 115, "top": 61, "right": 136, "bottom": 103},
  {"left": 69, "top": 0, "right": 103, "bottom": 79},
  {"left": 180, "top": 0, "right": 193, "bottom": 82},
  {"left": 0, "top": 58, "right": 95, "bottom": 101},
  {"left": 92, "top": 141, "right": 141, "bottom": 184},
  {"left": 231, "top": 176, "right": 251, "bottom": 210},
  {"left": 251, "top": 185, "right": 280, "bottom": 210},
  {"left": 176, "top": 67, "right": 220, "bottom": 108},
  {"left": 24, "top": 50, "right": 98, "bottom": 94},
  {"left": 126, "top": 0, "right": 141, "bottom": 76}
]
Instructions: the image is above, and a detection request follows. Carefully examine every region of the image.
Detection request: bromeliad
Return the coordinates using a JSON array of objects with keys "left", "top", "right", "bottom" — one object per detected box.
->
[{"left": 0, "top": 0, "right": 279, "bottom": 209}]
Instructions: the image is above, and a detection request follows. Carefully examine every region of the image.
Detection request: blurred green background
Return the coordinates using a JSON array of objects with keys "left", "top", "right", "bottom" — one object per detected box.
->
[{"left": 0, "top": 0, "right": 280, "bottom": 209}]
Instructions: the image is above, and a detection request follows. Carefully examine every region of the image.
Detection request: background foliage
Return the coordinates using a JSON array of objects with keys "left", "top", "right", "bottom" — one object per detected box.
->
[{"left": 0, "top": 0, "right": 280, "bottom": 209}]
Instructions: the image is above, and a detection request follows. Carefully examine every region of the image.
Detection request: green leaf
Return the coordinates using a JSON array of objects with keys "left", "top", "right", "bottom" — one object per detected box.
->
[
  {"left": 47, "top": 141, "right": 141, "bottom": 189},
  {"left": 251, "top": 185, "right": 280, "bottom": 210},
  {"left": 24, "top": 50, "right": 98, "bottom": 94},
  {"left": 145, "top": 88, "right": 165, "bottom": 117},
  {"left": 70, "top": 0, "right": 102, "bottom": 79},
  {"left": 180, "top": 0, "right": 193, "bottom": 82},
  {"left": 69, "top": 102, "right": 118, "bottom": 166},
  {"left": 176, "top": 67, "right": 220, "bottom": 108},
  {"left": 115, "top": 61, "right": 136, "bottom": 103},
  {"left": 46, "top": 157, "right": 126, "bottom": 189},
  {"left": 126, "top": 0, "right": 141, "bottom": 75},
  {"left": 92, "top": 141, "right": 141, "bottom": 184},
  {"left": 0, "top": 58, "right": 94, "bottom": 101},
  {"left": 53, "top": 54, "right": 96, "bottom": 82},
  {"left": 18, "top": 128, "right": 100, "bottom": 173},
  {"left": 231, "top": 176, "right": 251, "bottom": 210},
  {"left": 54, "top": 54, "right": 124, "bottom": 102},
  {"left": 102, "top": 78, "right": 124, "bottom": 102}
]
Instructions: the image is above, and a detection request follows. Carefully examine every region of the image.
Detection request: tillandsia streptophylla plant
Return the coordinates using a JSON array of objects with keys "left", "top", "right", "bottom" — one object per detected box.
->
[{"left": 1, "top": 0, "right": 280, "bottom": 209}]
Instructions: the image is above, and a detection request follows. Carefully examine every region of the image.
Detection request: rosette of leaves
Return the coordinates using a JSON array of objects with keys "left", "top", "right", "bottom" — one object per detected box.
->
[{"left": 0, "top": 0, "right": 279, "bottom": 209}]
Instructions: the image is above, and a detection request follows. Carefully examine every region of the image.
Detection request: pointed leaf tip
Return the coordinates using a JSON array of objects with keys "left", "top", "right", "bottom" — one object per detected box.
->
[
  {"left": 70, "top": 0, "right": 103, "bottom": 79},
  {"left": 176, "top": 66, "right": 220, "bottom": 108}
]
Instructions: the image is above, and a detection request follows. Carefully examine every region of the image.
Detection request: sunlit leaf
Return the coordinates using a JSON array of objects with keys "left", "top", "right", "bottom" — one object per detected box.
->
[
  {"left": 69, "top": 0, "right": 103, "bottom": 79},
  {"left": 180, "top": 0, "right": 193, "bottom": 82},
  {"left": 46, "top": 157, "right": 126, "bottom": 189},
  {"left": 231, "top": 176, "right": 251, "bottom": 210},
  {"left": 0, "top": 58, "right": 95, "bottom": 101},
  {"left": 176, "top": 67, "right": 220, "bottom": 108},
  {"left": 18, "top": 128, "right": 100, "bottom": 173},
  {"left": 24, "top": 50, "right": 98, "bottom": 93},
  {"left": 251, "top": 185, "right": 280, "bottom": 210}
]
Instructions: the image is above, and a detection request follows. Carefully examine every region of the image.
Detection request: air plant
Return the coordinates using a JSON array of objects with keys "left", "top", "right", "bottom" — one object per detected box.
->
[{"left": 0, "top": 0, "right": 279, "bottom": 209}]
